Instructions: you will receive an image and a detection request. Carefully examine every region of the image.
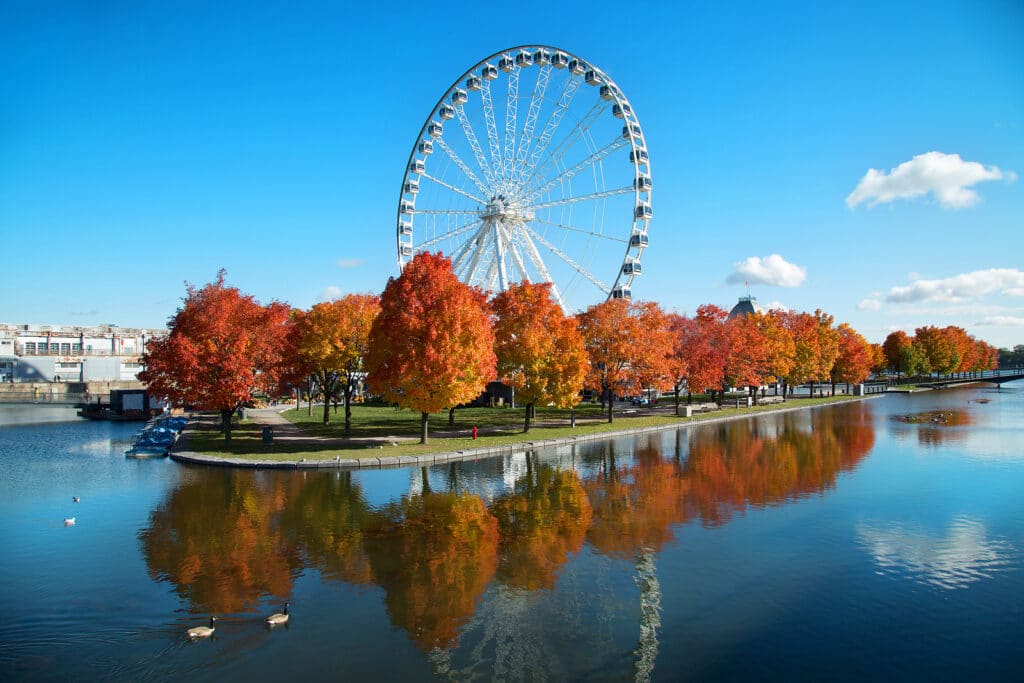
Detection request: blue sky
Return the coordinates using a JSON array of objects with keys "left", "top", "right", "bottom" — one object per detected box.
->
[{"left": 2, "top": 0, "right": 1022, "bottom": 347}]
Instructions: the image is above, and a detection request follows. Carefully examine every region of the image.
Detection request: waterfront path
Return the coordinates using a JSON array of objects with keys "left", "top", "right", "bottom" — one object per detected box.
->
[{"left": 171, "top": 395, "right": 883, "bottom": 470}]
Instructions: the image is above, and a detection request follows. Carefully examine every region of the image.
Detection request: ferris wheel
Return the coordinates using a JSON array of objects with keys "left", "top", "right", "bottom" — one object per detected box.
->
[{"left": 397, "top": 45, "right": 651, "bottom": 312}]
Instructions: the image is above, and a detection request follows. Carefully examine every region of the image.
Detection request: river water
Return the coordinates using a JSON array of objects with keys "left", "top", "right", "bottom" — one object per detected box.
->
[{"left": 1, "top": 384, "right": 1022, "bottom": 681}]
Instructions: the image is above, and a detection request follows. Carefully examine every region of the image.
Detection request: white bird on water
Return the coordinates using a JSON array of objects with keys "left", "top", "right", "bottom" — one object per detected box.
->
[
  {"left": 64, "top": 517, "right": 75, "bottom": 526},
  {"left": 187, "top": 616, "right": 217, "bottom": 639}
]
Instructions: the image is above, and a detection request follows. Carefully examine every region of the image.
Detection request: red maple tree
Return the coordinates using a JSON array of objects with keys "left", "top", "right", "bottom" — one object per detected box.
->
[{"left": 140, "top": 270, "right": 291, "bottom": 444}]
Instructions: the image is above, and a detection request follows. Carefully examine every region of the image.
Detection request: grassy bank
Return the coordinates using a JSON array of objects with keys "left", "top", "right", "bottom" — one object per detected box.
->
[{"left": 184, "top": 394, "right": 865, "bottom": 462}]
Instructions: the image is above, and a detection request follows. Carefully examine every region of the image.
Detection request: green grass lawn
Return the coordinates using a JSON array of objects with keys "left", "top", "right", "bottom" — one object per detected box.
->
[{"left": 183, "top": 395, "right": 865, "bottom": 461}]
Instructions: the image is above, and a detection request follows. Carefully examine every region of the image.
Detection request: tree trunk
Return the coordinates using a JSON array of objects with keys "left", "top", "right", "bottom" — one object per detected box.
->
[
  {"left": 606, "top": 386, "right": 614, "bottom": 423},
  {"left": 220, "top": 408, "right": 234, "bottom": 446},
  {"left": 674, "top": 387, "right": 680, "bottom": 416},
  {"left": 322, "top": 396, "right": 331, "bottom": 425},
  {"left": 448, "top": 407, "right": 456, "bottom": 426},
  {"left": 343, "top": 385, "right": 353, "bottom": 436},
  {"left": 524, "top": 402, "right": 533, "bottom": 433},
  {"left": 687, "top": 390, "right": 692, "bottom": 405},
  {"left": 420, "top": 412, "right": 429, "bottom": 444},
  {"left": 570, "top": 408, "right": 576, "bottom": 428}
]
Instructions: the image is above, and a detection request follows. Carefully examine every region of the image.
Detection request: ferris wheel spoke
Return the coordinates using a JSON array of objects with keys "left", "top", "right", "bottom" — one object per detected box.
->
[
  {"left": 515, "top": 226, "right": 569, "bottom": 310},
  {"left": 461, "top": 227, "right": 493, "bottom": 284},
  {"left": 513, "top": 64, "right": 552, "bottom": 180},
  {"left": 420, "top": 172, "right": 487, "bottom": 204},
  {"left": 502, "top": 64, "right": 520, "bottom": 186},
  {"left": 522, "top": 100, "right": 608, "bottom": 191},
  {"left": 524, "top": 225, "right": 611, "bottom": 294},
  {"left": 533, "top": 217, "right": 628, "bottom": 243},
  {"left": 419, "top": 217, "right": 484, "bottom": 250},
  {"left": 435, "top": 137, "right": 491, "bottom": 196},
  {"left": 506, "top": 236, "right": 532, "bottom": 284},
  {"left": 523, "top": 137, "right": 629, "bottom": 203},
  {"left": 527, "top": 185, "right": 633, "bottom": 211},
  {"left": 414, "top": 208, "right": 482, "bottom": 215},
  {"left": 517, "top": 74, "right": 583, "bottom": 187},
  {"left": 454, "top": 104, "right": 498, "bottom": 188},
  {"left": 480, "top": 78, "right": 504, "bottom": 183},
  {"left": 451, "top": 221, "right": 492, "bottom": 272}
]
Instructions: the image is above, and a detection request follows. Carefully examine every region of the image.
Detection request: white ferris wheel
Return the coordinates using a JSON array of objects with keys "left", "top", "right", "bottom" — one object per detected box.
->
[{"left": 397, "top": 45, "right": 651, "bottom": 312}]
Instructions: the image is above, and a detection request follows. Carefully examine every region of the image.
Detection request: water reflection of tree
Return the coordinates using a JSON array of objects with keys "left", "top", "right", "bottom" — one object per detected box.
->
[
  {"left": 362, "top": 490, "right": 499, "bottom": 651},
  {"left": 889, "top": 408, "right": 973, "bottom": 447},
  {"left": 280, "top": 470, "right": 373, "bottom": 585},
  {"left": 683, "top": 404, "right": 875, "bottom": 525},
  {"left": 490, "top": 455, "right": 592, "bottom": 591},
  {"left": 139, "top": 471, "right": 302, "bottom": 613}
]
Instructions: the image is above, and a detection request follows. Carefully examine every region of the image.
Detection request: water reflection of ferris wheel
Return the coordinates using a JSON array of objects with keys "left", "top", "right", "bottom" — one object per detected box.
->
[{"left": 398, "top": 45, "right": 652, "bottom": 312}]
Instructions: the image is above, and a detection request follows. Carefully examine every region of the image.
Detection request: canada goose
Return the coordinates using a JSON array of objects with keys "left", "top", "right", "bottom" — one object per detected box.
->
[
  {"left": 64, "top": 517, "right": 75, "bottom": 526},
  {"left": 266, "top": 602, "right": 289, "bottom": 626},
  {"left": 187, "top": 616, "right": 217, "bottom": 639},
  {"left": 73, "top": 496, "right": 80, "bottom": 503}
]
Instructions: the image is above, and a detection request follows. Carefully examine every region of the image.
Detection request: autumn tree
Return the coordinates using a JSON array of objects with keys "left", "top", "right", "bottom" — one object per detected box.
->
[
  {"left": 869, "top": 343, "right": 888, "bottom": 375},
  {"left": 901, "top": 339, "right": 931, "bottom": 377},
  {"left": 914, "top": 325, "right": 960, "bottom": 375},
  {"left": 724, "top": 311, "right": 794, "bottom": 402},
  {"left": 831, "top": 323, "right": 873, "bottom": 391},
  {"left": 882, "top": 330, "right": 912, "bottom": 377},
  {"left": 667, "top": 305, "right": 729, "bottom": 413},
  {"left": 491, "top": 283, "right": 589, "bottom": 432},
  {"left": 577, "top": 299, "right": 672, "bottom": 423},
  {"left": 365, "top": 252, "right": 496, "bottom": 444},
  {"left": 140, "top": 270, "right": 291, "bottom": 444},
  {"left": 290, "top": 294, "right": 380, "bottom": 431}
]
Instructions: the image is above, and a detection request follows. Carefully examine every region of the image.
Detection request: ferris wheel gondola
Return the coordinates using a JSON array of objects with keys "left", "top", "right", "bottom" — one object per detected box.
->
[{"left": 397, "top": 45, "right": 651, "bottom": 311}]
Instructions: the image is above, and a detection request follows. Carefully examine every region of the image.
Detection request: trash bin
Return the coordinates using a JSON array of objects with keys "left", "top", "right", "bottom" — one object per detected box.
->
[{"left": 262, "top": 426, "right": 274, "bottom": 444}]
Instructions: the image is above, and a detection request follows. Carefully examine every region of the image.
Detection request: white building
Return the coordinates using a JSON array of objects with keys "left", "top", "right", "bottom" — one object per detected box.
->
[{"left": 0, "top": 323, "right": 165, "bottom": 383}]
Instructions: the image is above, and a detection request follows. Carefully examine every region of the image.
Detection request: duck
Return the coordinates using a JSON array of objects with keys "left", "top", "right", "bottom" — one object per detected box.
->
[
  {"left": 266, "top": 602, "right": 289, "bottom": 626},
  {"left": 73, "top": 496, "right": 80, "bottom": 503},
  {"left": 186, "top": 616, "right": 217, "bottom": 639},
  {"left": 64, "top": 517, "right": 75, "bottom": 526}
]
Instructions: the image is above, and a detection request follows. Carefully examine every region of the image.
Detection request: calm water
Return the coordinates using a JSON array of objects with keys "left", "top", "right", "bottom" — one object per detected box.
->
[{"left": 1, "top": 385, "right": 1022, "bottom": 681}]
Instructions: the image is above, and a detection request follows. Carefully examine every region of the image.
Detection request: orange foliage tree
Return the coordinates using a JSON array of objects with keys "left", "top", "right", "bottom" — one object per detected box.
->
[
  {"left": 882, "top": 330, "right": 912, "bottom": 376},
  {"left": 577, "top": 299, "right": 672, "bottom": 423},
  {"left": 491, "top": 282, "right": 589, "bottom": 432},
  {"left": 290, "top": 294, "right": 380, "bottom": 431},
  {"left": 366, "top": 253, "right": 496, "bottom": 443},
  {"left": 725, "top": 311, "right": 795, "bottom": 402},
  {"left": 914, "top": 325, "right": 961, "bottom": 374},
  {"left": 667, "top": 304, "right": 730, "bottom": 412},
  {"left": 831, "top": 322, "right": 874, "bottom": 390},
  {"left": 140, "top": 270, "right": 291, "bottom": 444}
]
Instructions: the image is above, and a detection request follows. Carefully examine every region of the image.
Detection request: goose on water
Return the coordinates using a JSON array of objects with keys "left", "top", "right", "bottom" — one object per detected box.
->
[
  {"left": 187, "top": 616, "right": 217, "bottom": 639},
  {"left": 73, "top": 496, "right": 80, "bottom": 503},
  {"left": 266, "top": 602, "right": 289, "bottom": 626}
]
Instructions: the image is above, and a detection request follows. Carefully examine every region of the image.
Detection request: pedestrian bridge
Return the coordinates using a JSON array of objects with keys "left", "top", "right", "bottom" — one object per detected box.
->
[{"left": 891, "top": 368, "right": 1024, "bottom": 389}]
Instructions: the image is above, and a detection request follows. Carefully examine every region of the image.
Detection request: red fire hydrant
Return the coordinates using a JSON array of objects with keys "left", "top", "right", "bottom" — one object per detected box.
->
[{"left": 472, "top": 425, "right": 478, "bottom": 440}]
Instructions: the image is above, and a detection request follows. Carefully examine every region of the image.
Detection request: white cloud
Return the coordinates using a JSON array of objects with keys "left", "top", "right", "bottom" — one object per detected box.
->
[
  {"left": 726, "top": 254, "right": 806, "bottom": 288},
  {"left": 858, "top": 298, "right": 882, "bottom": 311},
  {"left": 885, "top": 268, "right": 1024, "bottom": 304},
  {"left": 846, "top": 151, "right": 1014, "bottom": 209},
  {"left": 765, "top": 301, "right": 789, "bottom": 312},
  {"left": 335, "top": 258, "right": 365, "bottom": 269},
  {"left": 319, "top": 286, "right": 343, "bottom": 301},
  {"left": 977, "top": 315, "right": 1024, "bottom": 327}
]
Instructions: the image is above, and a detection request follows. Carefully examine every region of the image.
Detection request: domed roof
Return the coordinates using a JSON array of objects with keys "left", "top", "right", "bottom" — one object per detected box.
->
[{"left": 728, "top": 295, "right": 764, "bottom": 319}]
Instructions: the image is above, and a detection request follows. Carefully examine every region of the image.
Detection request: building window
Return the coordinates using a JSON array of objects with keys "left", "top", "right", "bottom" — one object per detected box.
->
[
  {"left": 60, "top": 343, "right": 71, "bottom": 355},
  {"left": 23, "top": 342, "right": 36, "bottom": 354},
  {"left": 49, "top": 343, "right": 59, "bottom": 353},
  {"left": 72, "top": 343, "right": 82, "bottom": 355}
]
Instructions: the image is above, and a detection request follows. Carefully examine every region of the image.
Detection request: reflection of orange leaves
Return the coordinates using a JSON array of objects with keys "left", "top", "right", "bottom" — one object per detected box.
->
[
  {"left": 684, "top": 407, "right": 874, "bottom": 525},
  {"left": 363, "top": 492, "right": 499, "bottom": 651},
  {"left": 585, "top": 448, "right": 690, "bottom": 558},
  {"left": 140, "top": 474, "right": 301, "bottom": 614},
  {"left": 491, "top": 465, "right": 592, "bottom": 590}
]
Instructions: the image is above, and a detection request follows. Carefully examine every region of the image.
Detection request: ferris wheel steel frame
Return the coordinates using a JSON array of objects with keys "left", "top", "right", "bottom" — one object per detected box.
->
[{"left": 397, "top": 45, "right": 652, "bottom": 311}]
